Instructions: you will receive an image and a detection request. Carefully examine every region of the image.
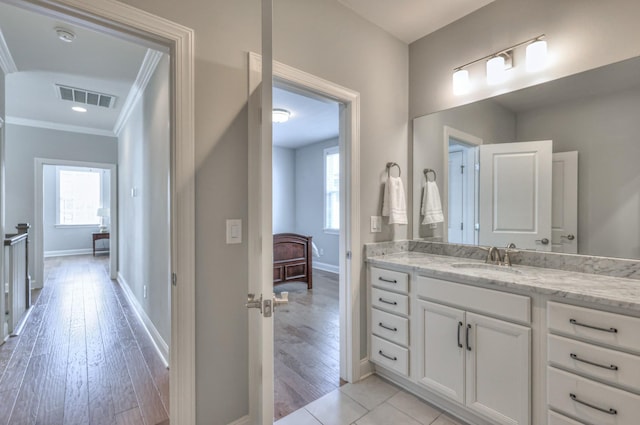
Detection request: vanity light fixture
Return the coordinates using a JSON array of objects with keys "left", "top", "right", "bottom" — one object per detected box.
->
[
  {"left": 272, "top": 108, "right": 291, "bottom": 123},
  {"left": 451, "top": 34, "right": 546, "bottom": 94}
]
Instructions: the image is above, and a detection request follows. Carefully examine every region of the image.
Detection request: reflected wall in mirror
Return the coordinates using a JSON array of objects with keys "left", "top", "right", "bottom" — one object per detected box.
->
[{"left": 413, "top": 56, "right": 640, "bottom": 260}]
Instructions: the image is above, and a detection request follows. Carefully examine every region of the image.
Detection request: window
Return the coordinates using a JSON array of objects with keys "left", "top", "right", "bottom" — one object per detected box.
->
[
  {"left": 57, "top": 168, "right": 102, "bottom": 225},
  {"left": 324, "top": 146, "right": 340, "bottom": 232}
]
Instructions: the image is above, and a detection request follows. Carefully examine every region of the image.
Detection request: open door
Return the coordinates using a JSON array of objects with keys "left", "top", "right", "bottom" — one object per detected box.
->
[
  {"left": 551, "top": 152, "right": 578, "bottom": 253},
  {"left": 479, "top": 140, "right": 552, "bottom": 250}
]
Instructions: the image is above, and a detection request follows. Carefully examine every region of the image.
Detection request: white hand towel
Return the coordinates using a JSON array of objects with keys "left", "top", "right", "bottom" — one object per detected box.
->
[
  {"left": 311, "top": 241, "right": 320, "bottom": 258},
  {"left": 382, "top": 176, "right": 408, "bottom": 225},
  {"left": 421, "top": 181, "right": 444, "bottom": 225}
]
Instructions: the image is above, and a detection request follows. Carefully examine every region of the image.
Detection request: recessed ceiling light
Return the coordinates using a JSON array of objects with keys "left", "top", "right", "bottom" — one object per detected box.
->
[
  {"left": 273, "top": 109, "right": 291, "bottom": 123},
  {"left": 55, "top": 27, "right": 76, "bottom": 43},
  {"left": 72, "top": 106, "right": 87, "bottom": 113}
]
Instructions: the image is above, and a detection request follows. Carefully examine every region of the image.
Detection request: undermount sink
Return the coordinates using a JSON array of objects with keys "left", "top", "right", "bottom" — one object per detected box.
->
[{"left": 451, "top": 263, "right": 522, "bottom": 275}]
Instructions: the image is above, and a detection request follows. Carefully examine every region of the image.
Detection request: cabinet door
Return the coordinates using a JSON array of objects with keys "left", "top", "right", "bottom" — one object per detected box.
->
[
  {"left": 465, "top": 312, "right": 531, "bottom": 425},
  {"left": 416, "top": 300, "right": 465, "bottom": 403}
]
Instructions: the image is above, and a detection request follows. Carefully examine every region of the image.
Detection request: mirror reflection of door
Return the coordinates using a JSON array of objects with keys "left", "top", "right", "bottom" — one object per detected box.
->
[
  {"left": 447, "top": 139, "right": 478, "bottom": 245},
  {"left": 552, "top": 151, "right": 578, "bottom": 253},
  {"left": 479, "top": 140, "right": 553, "bottom": 251}
]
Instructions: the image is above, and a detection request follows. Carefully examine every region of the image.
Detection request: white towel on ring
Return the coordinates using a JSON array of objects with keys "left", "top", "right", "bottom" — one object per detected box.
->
[
  {"left": 382, "top": 176, "right": 408, "bottom": 225},
  {"left": 421, "top": 181, "right": 444, "bottom": 225}
]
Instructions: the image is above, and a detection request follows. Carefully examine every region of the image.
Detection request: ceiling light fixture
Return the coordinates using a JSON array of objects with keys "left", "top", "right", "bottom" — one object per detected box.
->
[
  {"left": 72, "top": 106, "right": 87, "bottom": 113},
  {"left": 451, "top": 34, "right": 547, "bottom": 94},
  {"left": 55, "top": 27, "right": 76, "bottom": 43},
  {"left": 272, "top": 108, "right": 291, "bottom": 123}
]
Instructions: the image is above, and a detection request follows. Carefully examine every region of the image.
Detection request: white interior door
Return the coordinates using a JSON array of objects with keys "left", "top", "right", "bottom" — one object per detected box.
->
[
  {"left": 448, "top": 150, "right": 464, "bottom": 243},
  {"left": 479, "top": 140, "right": 553, "bottom": 250},
  {"left": 551, "top": 152, "right": 578, "bottom": 253}
]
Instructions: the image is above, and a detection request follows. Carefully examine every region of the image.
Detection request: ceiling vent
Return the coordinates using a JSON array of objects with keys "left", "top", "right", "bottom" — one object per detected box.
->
[{"left": 56, "top": 84, "right": 116, "bottom": 109}]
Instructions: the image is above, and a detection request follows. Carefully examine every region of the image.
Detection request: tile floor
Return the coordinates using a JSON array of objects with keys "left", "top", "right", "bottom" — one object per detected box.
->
[{"left": 275, "top": 375, "right": 467, "bottom": 425}]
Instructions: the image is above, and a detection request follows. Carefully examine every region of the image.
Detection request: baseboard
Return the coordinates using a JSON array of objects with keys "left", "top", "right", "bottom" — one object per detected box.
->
[
  {"left": 44, "top": 248, "right": 93, "bottom": 258},
  {"left": 227, "top": 415, "right": 250, "bottom": 425},
  {"left": 117, "top": 273, "right": 169, "bottom": 367},
  {"left": 360, "top": 357, "right": 374, "bottom": 379},
  {"left": 313, "top": 261, "right": 339, "bottom": 274}
]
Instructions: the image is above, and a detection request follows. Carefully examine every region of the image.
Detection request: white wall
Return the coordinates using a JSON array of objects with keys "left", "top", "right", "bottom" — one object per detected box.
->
[
  {"left": 295, "top": 138, "right": 340, "bottom": 269},
  {"left": 410, "top": 0, "right": 640, "bottom": 118},
  {"left": 4, "top": 124, "right": 117, "bottom": 283},
  {"left": 272, "top": 146, "right": 296, "bottom": 233},
  {"left": 43, "top": 165, "right": 111, "bottom": 255},
  {"left": 116, "top": 0, "right": 408, "bottom": 422},
  {"left": 117, "top": 54, "right": 171, "bottom": 347},
  {"left": 516, "top": 86, "right": 640, "bottom": 259}
]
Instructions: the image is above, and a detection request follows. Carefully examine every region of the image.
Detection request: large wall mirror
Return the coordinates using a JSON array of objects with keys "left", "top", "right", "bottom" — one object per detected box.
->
[{"left": 413, "top": 55, "right": 640, "bottom": 260}]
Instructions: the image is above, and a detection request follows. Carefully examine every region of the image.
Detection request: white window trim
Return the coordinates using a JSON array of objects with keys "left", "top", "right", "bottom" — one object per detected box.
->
[
  {"left": 324, "top": 145, "right": 340, "bottom": 233},
  {"left": 55, "top": 166, "right": 104, "bottom": 226}
]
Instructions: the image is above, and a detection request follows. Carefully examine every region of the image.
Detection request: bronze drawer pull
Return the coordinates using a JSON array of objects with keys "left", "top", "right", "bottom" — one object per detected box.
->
[
  {"left": 570, "top": 353, "right": 618, "bottom": 371},
  {"left": 466, "top": 324, "right": 472, "bottom": 351},
  {"left": 378, "top": 350, "right": 397, "bottom": 361},
  {"left": 569, "top": 393, "right": 617, "bottom": 415},
  {"left": 378, "top": 298, "right": 398, "bottom": 306},
  {"left": 378, "top": 322, "right": 398, "bottom": 332},
  {"left": 457, "top": 321, "right": 463, "bottom": 348},
  {"left": 378, "top": 277, "right": 398, "bottom": 284},
  {"left": 569, "top": 318, "right": 618, "bottom": 333}
]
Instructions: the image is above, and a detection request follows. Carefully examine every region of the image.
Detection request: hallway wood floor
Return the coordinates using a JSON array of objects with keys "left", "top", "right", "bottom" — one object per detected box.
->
[
  {"left": 274, "top": 269, "right": 342, "bottom": 420},
  {"left": 0, "top": 255, "right": 169, "bottom": 425}
]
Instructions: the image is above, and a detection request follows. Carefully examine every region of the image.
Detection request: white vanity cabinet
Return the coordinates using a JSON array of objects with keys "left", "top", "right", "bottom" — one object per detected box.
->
[
  {"left": 414, "top": 276, "right": 531, "bottom": 425},
  {"left": 547, "top": 301, "right": 640, "bottom": 424}
]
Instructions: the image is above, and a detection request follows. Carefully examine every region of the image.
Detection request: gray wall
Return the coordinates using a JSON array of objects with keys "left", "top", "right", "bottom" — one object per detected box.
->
[
  {"left": 4, "top": 125, "right": 117, "bottom": 283},
  {"left": 117, "top": 54, "right": 171, "bottom": 346},
  {"left": 410, "top": 0, "right": 640, "bottom": 119},
  {"left": 413, "top": 101, "right": 516, "bottom": 239},
  {"left": 295, "top": 138, "right": 339, "bottom": 268},
  {"left": 516, "top": 86, "right": 640, "bottom": 259},
  {"left": 43, "top": 165, "right": 111, "bottom": 254},
  {"left": 116, "top": 0, "right": 408, "bottom": 422},
  {"left": 272, "top": 146, "right": 296, "bottom": 233}
]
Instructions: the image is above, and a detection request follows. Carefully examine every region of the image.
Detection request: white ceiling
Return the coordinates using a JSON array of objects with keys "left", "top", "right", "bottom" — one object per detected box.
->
[
  {"left": 337, "top": 0, "right": 496, "bottom": 44},
  {"left": 0, "top": 2, "right": 148, "bottom": 134},
  {"left": 273, "top": 86, "right": 339, "bottom": 149}
]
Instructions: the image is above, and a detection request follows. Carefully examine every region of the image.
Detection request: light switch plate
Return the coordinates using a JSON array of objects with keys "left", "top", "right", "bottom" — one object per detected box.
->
[
  {"left": 226, "top": 219, "right": 242, "bottom": 244},
  {"left": 371, "top": 216, "right": 382, "bottom": 233}
]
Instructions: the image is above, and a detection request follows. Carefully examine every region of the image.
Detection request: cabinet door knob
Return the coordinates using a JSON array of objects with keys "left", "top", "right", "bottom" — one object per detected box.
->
[
  {"left": 561, "top": 234, "right": 575, "bottom": 241},
  {"left": 535, "top": 238, "right": 549, "bottom": 245}
]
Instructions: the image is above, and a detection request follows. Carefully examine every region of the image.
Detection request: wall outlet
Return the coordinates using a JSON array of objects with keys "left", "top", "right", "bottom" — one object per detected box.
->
[
  {"left": 371, "top": 216, "right": 382, "bottom": 233},
  {"left": 143, "top": 285, "right": 147, "bottom": 298}
]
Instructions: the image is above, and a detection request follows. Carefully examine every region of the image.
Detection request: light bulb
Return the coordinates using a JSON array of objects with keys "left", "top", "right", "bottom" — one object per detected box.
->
[
  {"left": 526, "top": 39, "right": 547, "bottom": 72},
  {"left": 486, "top": 55, "right": 506, "bottom": 85},
  {"left": 452, "top": 69, "right": 470, "bottom": 95}
]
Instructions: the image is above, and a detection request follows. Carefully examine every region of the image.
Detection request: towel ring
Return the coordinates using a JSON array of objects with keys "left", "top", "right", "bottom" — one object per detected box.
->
[
  {"left": 424, "top": 168, "right": 437, "bottom": 182},
  {"left": 386, "top": 162, "right": 401, "bottom": 178}
]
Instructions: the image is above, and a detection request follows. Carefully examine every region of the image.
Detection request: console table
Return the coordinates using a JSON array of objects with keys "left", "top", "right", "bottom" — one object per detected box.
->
[{"left": 92, "top": 232, "right": 110, "bottom": 256}]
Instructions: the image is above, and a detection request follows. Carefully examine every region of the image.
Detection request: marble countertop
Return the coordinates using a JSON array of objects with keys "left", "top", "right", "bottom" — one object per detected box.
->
[{"left": 367, "top": 252, "right": 640, "bottom": 312}]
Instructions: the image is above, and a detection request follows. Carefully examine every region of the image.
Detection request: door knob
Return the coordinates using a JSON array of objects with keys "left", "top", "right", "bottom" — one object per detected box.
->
[
  {"left": 535, "top": 238, "right": 550, "bottom": 245},
  {"left": 561, "top": 234, "right": 575, "bottom": 241},
  {"left": 273, "top": 292, "right": 289, "bottom": 309}
]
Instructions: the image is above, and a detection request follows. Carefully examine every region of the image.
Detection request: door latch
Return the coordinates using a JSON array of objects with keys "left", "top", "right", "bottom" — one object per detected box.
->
[{"left": 246, "top": 293, "right": 262, "bottom": 314}]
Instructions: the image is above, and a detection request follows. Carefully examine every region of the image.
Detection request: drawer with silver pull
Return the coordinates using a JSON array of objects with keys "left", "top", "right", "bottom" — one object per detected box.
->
[
  {"left": 371, "top": 335, "right": 408, "bottom": 377},
  {"left": 548, "top": 334, "right": 640, "bottom": 392},
  {"left": 548, "top": 302, "right": 640, "bottom": 353},
  {"left": 371, "top": 267, "right": 409, "bottom": 293},
  {"left": 371, "top": 308, "right": 408, "bottom": 347},
  {"left": 548, "top": 367, "right": 640, "bottom": 425},
  {"left": 371, "top": 287, "right": 409, "bottom": 315}
]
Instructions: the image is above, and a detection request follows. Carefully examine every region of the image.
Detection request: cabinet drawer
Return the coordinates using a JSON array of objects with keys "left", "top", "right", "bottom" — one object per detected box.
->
[
  {"left": 371, "top": 287, "right": 409, "bottom": 315},
  {"left": 548, "top": 411, "right": 585, "bottom": 425},
  {"left": 371, "top": 308, "right": 408, "bottom": 347},
  {"left": 416, "top": 275, "right": 530, "bottom": 324},
  {"left": 371, "top": 335, "right": 408, "bottom": 377},
  {"left": 548, "top": 334, "right": 640, "bottom": 392},
  {"left": 548, "top": 367, "right": 640, "bottom": 425},
  {"left": 548, "top": 302, "right": 640, "bottom": 353},
  {"left": 371, "top": 267, "right": 409, "bottom": 293}
]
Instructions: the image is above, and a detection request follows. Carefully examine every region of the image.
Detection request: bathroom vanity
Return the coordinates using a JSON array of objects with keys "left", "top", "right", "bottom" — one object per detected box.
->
[{"left": 366, "top": 244, "right": 640, "bottom": 425}]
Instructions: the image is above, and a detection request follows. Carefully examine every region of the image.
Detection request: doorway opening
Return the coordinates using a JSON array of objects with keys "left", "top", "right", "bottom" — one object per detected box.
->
[{"left": 272, "top": 83, "right": 343, "bottom": 419}]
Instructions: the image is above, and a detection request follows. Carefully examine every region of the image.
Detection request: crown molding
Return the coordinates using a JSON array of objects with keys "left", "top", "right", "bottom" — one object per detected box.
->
[
  {"left": 5, "top": 116, "right": 115, "bottom": 137},
  {"left": 0, "top": 27, "right": 17, "bottom": 74},
  {"left": 113, "top": 48, "right": 163, "bottom": 136}
]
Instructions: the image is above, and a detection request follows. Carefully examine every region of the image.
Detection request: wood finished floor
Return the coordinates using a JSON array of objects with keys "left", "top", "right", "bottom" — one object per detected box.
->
[
  {"left": 274, "top": 269, "right": 342, "bottom": 420},
  {"left": 0, "top": 255, "right": 169, "bottom": 425}
]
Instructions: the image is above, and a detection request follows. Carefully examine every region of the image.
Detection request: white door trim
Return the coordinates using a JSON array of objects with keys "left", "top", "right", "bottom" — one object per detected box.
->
[
  {"left": 34, "top": 158, "right": 118, "bottom": 285},
  {"left": 248, "top": 52, "right": 361, "bottom": 421},
  {"left": 5, "top": 1, "right": 197, "bottom": 423}
]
